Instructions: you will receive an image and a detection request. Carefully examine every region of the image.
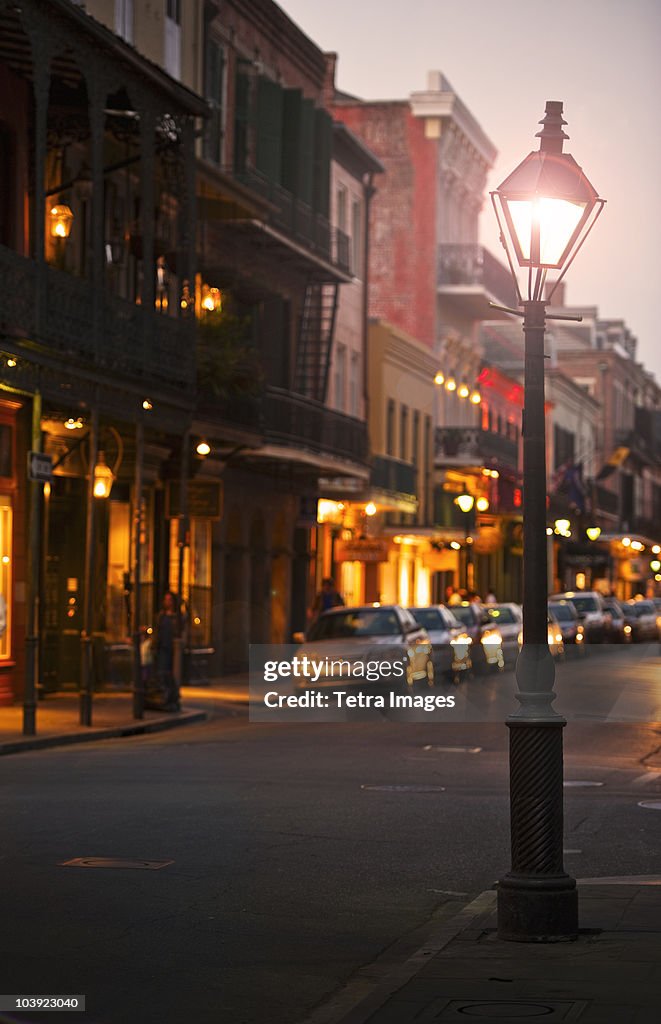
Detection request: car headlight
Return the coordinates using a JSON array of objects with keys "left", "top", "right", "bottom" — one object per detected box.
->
[
  {"left": 481, "top": 630, "right": 502, "bottom": 646},
  {"left": 450, "top": 632, "right": 472, "bottom": 645},
  {"left": 517, "top": 629, "right": 523, "bottom": 647}
]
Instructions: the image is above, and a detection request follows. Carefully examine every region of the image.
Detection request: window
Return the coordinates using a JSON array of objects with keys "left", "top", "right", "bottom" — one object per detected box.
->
[
  {"left": 169, "top": 518, "right": 212, "bottom": 646},
  {"left": 0, "top": 495, "right": 11, "bottom": 660},
  {"left": 412, "top": 411, "right": 420, "bottom": 467},
  {"left": 114, "top": 0, "right": 133, "bottom": 43},
  {"left": 336, "top": 185, "right": 347, "bottom": 232},
  {"left": 386, "top": 399, "right": 395, "bottom": 456},
  {"left": 349, "top": 352, "right": 360, "bottom": 417},
  {"left": 165, "top": 0, "right": 182, "bottom": 79},
  {"left": 334, "top": 343, "right": 346, "bottom": 412},
  {"left": 400, "top": 405, "right": 408, "bottom": 461},
  {"left": 351, "top": 198, "right": 361, "bottom": 276}
]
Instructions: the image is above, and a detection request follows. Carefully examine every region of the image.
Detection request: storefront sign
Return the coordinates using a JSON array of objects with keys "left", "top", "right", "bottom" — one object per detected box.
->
[
  {"left": 336, "top": 538, "right": 389, "bottom": 562},
  {"left": 27, "top": 451, "right": 53, "bottom": 482},
  {"left": 166, "top": 479, "right": 223, "bottom": 520}
]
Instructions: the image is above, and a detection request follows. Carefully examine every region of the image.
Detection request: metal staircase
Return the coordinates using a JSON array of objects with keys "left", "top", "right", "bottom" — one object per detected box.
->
[{"left": 294, "top": 282, "right": 338, "bottom": 402}]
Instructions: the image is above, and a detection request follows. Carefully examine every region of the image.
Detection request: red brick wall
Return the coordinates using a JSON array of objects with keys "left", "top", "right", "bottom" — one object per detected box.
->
[{"left": 332, "top": 101, "right": 437, "bottom": 349}]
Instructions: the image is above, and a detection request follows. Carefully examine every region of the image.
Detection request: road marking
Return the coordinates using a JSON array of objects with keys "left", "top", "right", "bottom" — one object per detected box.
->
[
  {"left": 361, "top": 784, "right": 445, "bottom": 793},
  {"left": 638, "top": 801, "right": 661, "bottom": 810},
  {"left": 563, "top": 780, "right": 604, "bottom": 788},
  {"left": 563, "top": 849, "right": 582, "bottom": 855},
  {"left": 632, "top": 772, "right": 661, "bottom": 786}
]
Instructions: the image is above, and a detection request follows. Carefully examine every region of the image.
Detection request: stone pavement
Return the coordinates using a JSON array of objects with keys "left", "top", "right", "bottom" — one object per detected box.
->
[
  {"left": 0, "top": 691, "right": 208, "bottom": 755},
  {"left": 309, "top": 883, "right": 661, "bottom": 1024}
]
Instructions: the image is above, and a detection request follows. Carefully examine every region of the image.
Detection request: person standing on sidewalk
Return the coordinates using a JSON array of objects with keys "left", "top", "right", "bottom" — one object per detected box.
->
[
  {"left": 308, "top": 577, "right": 344, "bottom": 623},
  {"left": 155, "top": 591, "right": 182, "bottom": 711}
]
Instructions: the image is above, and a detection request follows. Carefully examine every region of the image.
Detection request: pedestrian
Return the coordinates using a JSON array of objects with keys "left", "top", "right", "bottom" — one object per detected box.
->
[
  {"left": 309, "top": 577, "right": 344, "bottom": 621},
  {"left": 154, "top": 591, "right": 182, "bottom": 711}
]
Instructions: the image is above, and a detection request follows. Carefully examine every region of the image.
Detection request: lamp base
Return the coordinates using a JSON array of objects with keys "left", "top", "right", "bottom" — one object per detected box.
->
[{"left": 497, "top": 873, "right": 578, "bottom": 942}]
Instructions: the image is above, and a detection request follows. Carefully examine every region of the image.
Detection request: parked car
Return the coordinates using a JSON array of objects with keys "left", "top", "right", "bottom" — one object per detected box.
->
[
  {"left": 296, "top": 605, "right": 434, "bottom": 691},
  {"left": 484, "top": 603, "right": 523, "bottom": 665},
  {"left": 548, "top": 591, "right": 607, "bottom": 643},
  {"left": 620, "top": 600, "right": 660, "bottom": 642},
  {"left": 548, "top": 599, "right": 587, "bottom": 652},
  {"left": 409, "top": 605, "right": 472, "bottom": 681},
  {"left": 516, "top": 613, "right": 566, "bottom": 660},
  {"left": 601, "top": 597, "right": 632, "bottom": 643},
  {"left": 448, "top": 601, "right": 505, "bottom": 672}
]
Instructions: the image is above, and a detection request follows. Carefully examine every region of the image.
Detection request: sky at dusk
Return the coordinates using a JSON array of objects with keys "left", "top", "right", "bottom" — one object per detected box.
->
[{"left": 277, "top": 0, "right": 661, "bottom": 383}]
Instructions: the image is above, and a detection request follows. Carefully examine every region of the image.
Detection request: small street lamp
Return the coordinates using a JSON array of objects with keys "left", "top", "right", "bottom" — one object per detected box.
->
[{"left": 491, "top": 101, "right": 605, "bottom": 942}]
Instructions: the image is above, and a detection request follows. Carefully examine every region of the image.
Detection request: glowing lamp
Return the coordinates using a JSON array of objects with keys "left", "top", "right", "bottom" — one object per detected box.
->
[
  {"left": 364, "top": 502, "right": 377, "bottom": 517},
  {"left": 455, "top": 493, "right": 475, "bottom": 513},
  {"left": 457, "top": 383, "right": 470, "bottom": 399},
  {"left": 450, "top": 540, "right": 461, "bottom": 550},
  {"left": 650, "top": 560, "right": 661, "bottom": 573},
  {"left": 586, "top": 527, "right": 601, "bottom": 541},
  {"left": 491, "top": 102, "right": 604, "bottom": 282},
  {"left": 434, "top": 372, "right": 445, "bottom": 386},
  {"left": 196, "top": 441, "right": 211, "bottom": 457},
  {"left": 201, "top": 284, "right": 222, "bottom": 313},
  {"left": 93, "top": 452, "right": 115, "bottom": 499},
  {"left": 469, "top": 391, "right": 481, "bottom": 404},
  {"left": 621, "top": 537, "right": 631, "bottom": 547},
  {"left": 49, "top": 204, "right": 74, "bottom": 239},
  {"left": 554, "top": 518, "right": 570, "bottom": 535},
  {"left": 476, "top": 496, "right": 490, "bottom": 512},
  {"left": 445, "top": 377, "right": 457, "bottom": 392}
]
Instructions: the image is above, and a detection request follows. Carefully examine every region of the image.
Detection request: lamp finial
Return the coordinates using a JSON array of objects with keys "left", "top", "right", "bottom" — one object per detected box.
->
[{"left": 535, "top": 100, "right": 569, "bottom": 154}]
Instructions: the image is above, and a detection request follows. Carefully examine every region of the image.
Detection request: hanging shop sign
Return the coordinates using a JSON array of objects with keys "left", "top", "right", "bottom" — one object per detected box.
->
[
  {"left": 336, "top": 538, "right": 389, "bottom": 562},
  {"left": 166, "top": 479, "right": 223, "bottom": 520}
]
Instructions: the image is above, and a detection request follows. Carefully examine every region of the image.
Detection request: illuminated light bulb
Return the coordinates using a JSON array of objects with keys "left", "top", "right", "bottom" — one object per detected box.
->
[
  {"left": 546, "top": 527, "right": 553, "bottom": 535},
  {"left": 469, "top": 390, "right": 481, "bottom": 404},
  {"left": 196, "top": 441, "right": 211, "bottom": 457},
  {"left": 142, "top": 399, "right": 153, "bottom": 411},
  {"left": 454, "top": 493, "right": 475, "bottom": 513},
  {"left": 7, "top": 358, "right": 16, "bottom": 368},
  {"left": 621, "top": 537, "right": 631, "bottom": 547},
  {"left": 586, "top": 527, "right": 601, "bottom": 541},
  {"left": 457, "top": 383, "right": 470, "bottom": 399},
  {"left": 434, "top": 372, "right": 445, "bottom": 386},
  {"left": 445, "top": 377, "right": 457, "bottom": 392},
  {"left": 365, "top": 502, "right": 377, "bottom": 516},
  {"left": 450, "top": 540, "right": 461, "bottom": 550},
  {"left": 476, "top": 496, "right": 489, "bottom": 512}
]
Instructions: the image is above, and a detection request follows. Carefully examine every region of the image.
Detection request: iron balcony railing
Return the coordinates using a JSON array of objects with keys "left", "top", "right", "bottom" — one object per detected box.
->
[
  {"left": 263, "top": 387, "right": 368, "bottom": 465},
  {"left": 233, "top": 167, "right": 334, "bottom": 263},
  {"left": 371, "top": 455, "right": 417, "bottom": 497},
  {"left": 437, "top": 244, "right": 518, "bottom": 310},
  {"left": 435, "top": 425, "right": 518, "bottom": 470},
  {"left": 0, "top": 244, "right": 195, "bottom": 392}
]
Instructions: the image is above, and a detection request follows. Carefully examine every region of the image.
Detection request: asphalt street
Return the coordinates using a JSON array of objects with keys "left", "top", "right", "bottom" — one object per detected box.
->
[{"left": 2, "top": 645, "right": 661, "bottom": 1024}]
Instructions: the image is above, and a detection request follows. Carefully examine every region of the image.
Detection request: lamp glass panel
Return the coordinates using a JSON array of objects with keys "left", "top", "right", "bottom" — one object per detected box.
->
[{"left": 508, "top": 197, "right": 586, "bottom": 266}]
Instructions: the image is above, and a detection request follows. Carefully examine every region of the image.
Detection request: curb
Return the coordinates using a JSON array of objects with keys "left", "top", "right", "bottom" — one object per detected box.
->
[
  {"left": 0, "top": 708, "right": 209, "bottom": 757},
  {"left": 301, "top": 890, "right": 497, "bottom": 1024}
]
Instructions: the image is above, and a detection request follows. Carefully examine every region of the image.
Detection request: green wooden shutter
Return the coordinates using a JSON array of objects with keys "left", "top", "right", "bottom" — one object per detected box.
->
[
  {"left": 255, "top": 77, "right": 283, "bottom": 184},
  {"left": 204, "top": 39, "right": 224, "bottom": 164},
  {"left": 313, "top": 107, "right": 332, "bottom": 218},
  {"left": 281, "top": 88, "right": 302, "bottom": 196},
  {"left": 299, "top": 99, "right": 314, "bottom": 206},
  {"left": 234, "top": 68, "right": 250, "bottom": 175}
]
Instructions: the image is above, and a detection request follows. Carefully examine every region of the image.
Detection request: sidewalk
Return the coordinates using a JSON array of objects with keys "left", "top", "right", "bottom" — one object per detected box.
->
[
  {"left": 315, "top": 882, "right": 661, "bottom": 1023},
  {"left": 0, "top": 692, "right": 208, "bottom": 756}
]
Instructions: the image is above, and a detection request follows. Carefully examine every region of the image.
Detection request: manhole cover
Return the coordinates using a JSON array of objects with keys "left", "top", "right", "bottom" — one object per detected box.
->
[
  {"left": 60, "top": 857, "right": 174, "bottom": 870},
  {"left": 361, "top": 784, "right": 445, "bottom": 793},
  {"left": 459, "top": 1004, "right": 554, "bottom": 1017},
  {"left": 638, "top": 801, "right": 661, "bottom": 810},
  {"left": 563, "top": 781, "right": 604, "bottom": 788}
]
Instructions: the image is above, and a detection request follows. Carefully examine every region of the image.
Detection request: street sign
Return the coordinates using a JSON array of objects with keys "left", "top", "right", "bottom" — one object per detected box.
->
[{"left": 27, "top": 450, "right": 53, "bottom": 482}]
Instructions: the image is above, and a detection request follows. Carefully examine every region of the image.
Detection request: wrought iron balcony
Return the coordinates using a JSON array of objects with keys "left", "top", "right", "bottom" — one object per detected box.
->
[
  {"left": 435, "top": 425, "right": 518, "bottom": 470},
  {"left": 0, "top": 244, "right": 195, "bottom": 392},
  {"left": 264, "top": 387, "right": 368, "bottom": 465},
  {"left": 437, "top": 244, "right": 518, "bottom": 314},
  {"left": 370, "top": 455, "right": 417, "bottom": 497}
]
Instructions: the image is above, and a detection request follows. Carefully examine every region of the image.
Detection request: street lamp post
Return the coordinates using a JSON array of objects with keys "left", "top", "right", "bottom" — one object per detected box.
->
[{"left": 490, "top": 101, "right": 605, "bottom": 941}]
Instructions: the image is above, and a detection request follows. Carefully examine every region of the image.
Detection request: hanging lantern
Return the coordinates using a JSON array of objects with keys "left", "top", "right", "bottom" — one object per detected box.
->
[{"left": 49, "top": 204, "right": 74, "bottom": 239}]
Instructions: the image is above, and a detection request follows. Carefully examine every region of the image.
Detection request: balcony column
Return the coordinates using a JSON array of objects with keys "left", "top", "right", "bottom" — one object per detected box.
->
[
  {"left": 80, "top": 405, "right": 99, "bottom": 727},
  {"left": 139, "top": 107, "right": 156, "bottom": 370},
  {"left": 27, "top": 32, "right": 52, "bottom": 336},
  {"left": 88, "top": 74, "right": 109, "bottom": 361}
]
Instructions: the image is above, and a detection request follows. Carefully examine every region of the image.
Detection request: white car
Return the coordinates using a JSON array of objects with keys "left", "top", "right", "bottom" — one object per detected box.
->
[
  {"left": 296, "top": 605, "right": 434, "bottom": 691},
  {"left": 484, "top": 603, "right": 522, "bottom": 666}
]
